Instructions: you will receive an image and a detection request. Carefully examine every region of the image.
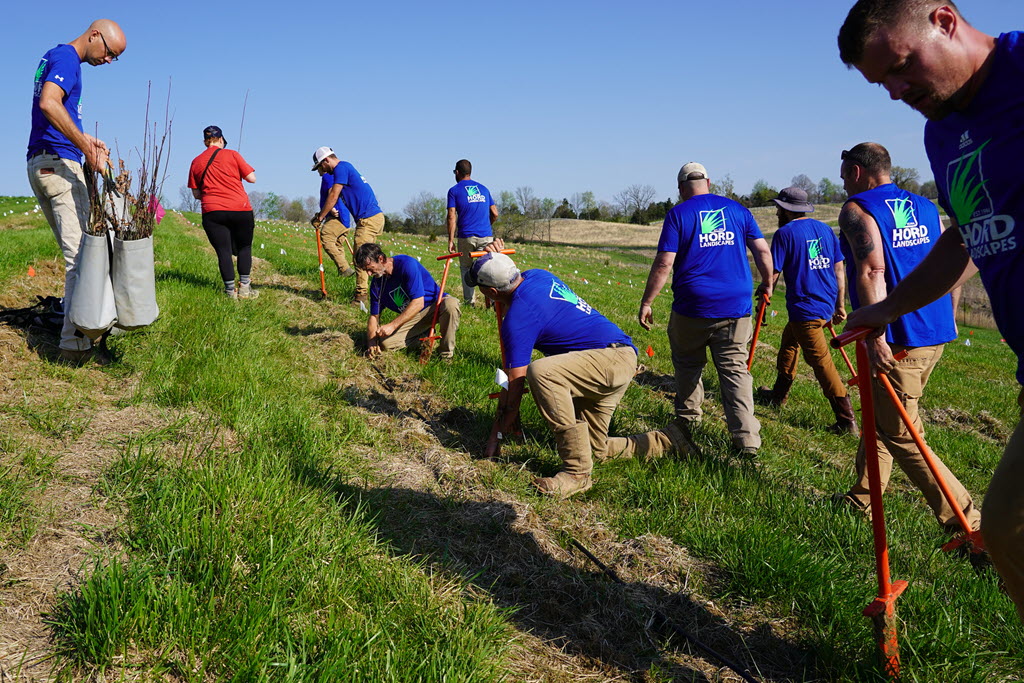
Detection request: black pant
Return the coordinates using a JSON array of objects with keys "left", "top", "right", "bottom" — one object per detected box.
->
[{"left": 202, "top": 210, "right": 254, "bottom": 282}]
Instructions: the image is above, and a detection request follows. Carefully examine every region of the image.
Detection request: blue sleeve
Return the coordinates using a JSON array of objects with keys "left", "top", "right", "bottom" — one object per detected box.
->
[
  {"left": 502, "top": 321, "right": 538, "bottom": 369},
  {"left": 370, "top": 282, "right": 382, "bottom": 316},
  {"left": 744, "top": 209, "right": 764, "bottom": 240},
  {"left": 447, "top": 187, "right": 457, "bottom": 209},
  {"left": 331, "top": 163, "right": 351, "bottom": 186},
  {"left": 319, "top": 175, "right": 332, "bottom": 209},
  {"left": 403, "top": 260, "right": 426, "bottom": 300},
  {"left": 487, "top": 187, "right": 496, "bottom": 207},
  {"left": 770, "top": 232, "right": 785, "bottom": 272},
  {"left": 657, "top": 211, "right": 680, "bottom": 253},
  {"left": 45, "top": 48, "right": 80, "bottom": 95}
]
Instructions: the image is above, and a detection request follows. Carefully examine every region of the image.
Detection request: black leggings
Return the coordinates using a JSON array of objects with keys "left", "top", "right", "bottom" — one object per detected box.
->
[{"left": 202, "top": 210, "right": 254, "bottom": 282}]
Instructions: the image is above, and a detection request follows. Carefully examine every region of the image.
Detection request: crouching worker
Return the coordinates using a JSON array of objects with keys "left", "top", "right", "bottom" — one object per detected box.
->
[
  {"left": 356, "top": 243, "right": 461, "bottom": 360},
  {"left": 468, "top": 244, "right": 638, "bottom": 499}
]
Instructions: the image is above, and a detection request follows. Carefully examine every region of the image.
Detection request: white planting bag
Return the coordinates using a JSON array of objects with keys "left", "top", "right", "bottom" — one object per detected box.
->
[
  {"left": 111, "top": 235, "right": 159, "bottom": 329},
  {"left": 69, "top": 232, "right": 117, "bottom": 339}
]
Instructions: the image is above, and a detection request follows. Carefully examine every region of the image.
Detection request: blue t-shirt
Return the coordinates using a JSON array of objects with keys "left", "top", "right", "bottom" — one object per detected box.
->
[
  {"left": 319, "top": 175, "right": 351, "bottom": 228},
  {"left": 842, "top": 184, "right": 957, "bottom": 347},
  {"left": 369, "top": 254, "right": 442, "bottom": 316},
  {"left": 27, "top": 45, "right": 83, "bottom": 162},
  {"left": 925, "top": 31, "right": 1024, "bottom": 383},
  {"left": 657, "top": 194, "right": 764, "bottom": 318},
  {"left": 329, "top": 161, "right": 383, "bottom": 221},
  {"left": 501, "top": 269, "right": 636, "bottom": 369},
  {"left": 447, "top": 179, "right": 495, "bottom": 238},
  {"left": 771, "top": 218, "right": 844, "bottom": 322}
]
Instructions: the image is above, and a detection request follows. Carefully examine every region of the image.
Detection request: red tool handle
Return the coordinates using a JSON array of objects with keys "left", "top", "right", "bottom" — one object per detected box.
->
[
  {"left": 831, "top": 326, "right": 879, "bottom": 349},
  {"left": 746, "top": 293, "right": 770, "bottom": 371},
  {"left": 436, "top": 248, "right": 516, "bottom": 261}
]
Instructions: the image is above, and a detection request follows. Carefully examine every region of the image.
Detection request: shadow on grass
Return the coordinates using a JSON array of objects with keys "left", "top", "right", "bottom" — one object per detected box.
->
[{"left": 290, "top": 460, "right": 817, "bottom": 680}]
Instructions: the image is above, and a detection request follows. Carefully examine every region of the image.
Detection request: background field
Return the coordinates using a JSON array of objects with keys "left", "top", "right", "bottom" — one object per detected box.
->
[{"left": 0, "top": 201, "right": 1020, "bottom": 681}]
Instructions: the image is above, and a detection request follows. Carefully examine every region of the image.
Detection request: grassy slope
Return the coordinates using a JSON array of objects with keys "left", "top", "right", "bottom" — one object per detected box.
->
[{"left": 1, "top": 203, "right": 1020, "bottom": 681}]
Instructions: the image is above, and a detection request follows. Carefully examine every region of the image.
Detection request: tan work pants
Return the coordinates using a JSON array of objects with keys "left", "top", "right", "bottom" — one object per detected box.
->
[
  {"left": 846, "top": 344, "right": 981, "bottom": 530},
  {"left": 982, "top": 390, "right": 1024, "bottom": 621},
  {"left": 353, "top": 212, "right": 386, "bottom": 297},
  {"left": 668, "top": 312, "right": 760, "bottom": 449},
  {"left": 320, "top": 216, "right": 351, "bottom": 273},
  {"left": 457, "top": 235, "right": 494, "bottom": 303},
  {"left": 777, "top": 318, "right": 847, "bottom": 398},
  {"left": 27, "top": 154, "right": 91, "bottom": 352},
  {"left": 527, "top": 346, "right": 637, "bottom": 475},
  {"left": 379, "top": 297, "right": 461, "bottom": 358}
]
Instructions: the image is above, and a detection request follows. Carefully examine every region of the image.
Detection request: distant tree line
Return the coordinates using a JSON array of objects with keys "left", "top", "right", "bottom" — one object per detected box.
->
[{"left": 176, "top": 166, "right": 940, "bottom": 234}]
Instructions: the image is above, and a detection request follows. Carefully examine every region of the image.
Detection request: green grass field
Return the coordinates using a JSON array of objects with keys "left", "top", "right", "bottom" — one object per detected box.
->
[{"left": 0, "top": 205, "right": 1020, "bottom": 681}]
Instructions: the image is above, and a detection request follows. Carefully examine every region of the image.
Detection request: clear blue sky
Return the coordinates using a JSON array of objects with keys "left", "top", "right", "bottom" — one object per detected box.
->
[{"left": 3, "top": 1, "right": 1018, "bottom": 213}]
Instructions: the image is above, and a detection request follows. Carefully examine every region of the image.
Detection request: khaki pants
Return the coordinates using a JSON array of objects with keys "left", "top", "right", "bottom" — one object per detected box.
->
[
  {"left": 320, "top": 216, "right": 351, "bottom": 273},
  {"left": 27, "top": 154, "right": 91, "bottom": 352},
  {"left": 777, "top": 318, "right": 847, "bottom": 398},
  {"left": 846, "top": 344, "right": 981, "bottom": 530},
  {"left": 379, "top": 297, "right": 460, "bottom": 357},
  {"left": 457, "top": 235, "right": 494, "bottom": 302},
  {"left": 528, "top": 346, "right": 637, "bottom": 475},
  {"left": 668, "top": 312, "right": 760, "bottom": 449},
  {"left": 353, "top": 212, "right": 385, "bottom": 297},
  {"left": 982, "top": 390, "right": 1024, "bottom": 621}
]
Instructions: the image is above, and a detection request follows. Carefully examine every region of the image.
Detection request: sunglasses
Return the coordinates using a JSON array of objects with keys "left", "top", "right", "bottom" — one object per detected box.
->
[
  {"left": 98, "top": 33, "right": 119, "bottom": 62},
  {"left": 841, "top": 149, "right": 868, "bottom": 167}
]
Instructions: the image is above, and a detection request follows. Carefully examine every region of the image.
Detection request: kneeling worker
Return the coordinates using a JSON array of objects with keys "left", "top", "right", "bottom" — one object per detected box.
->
[
  {"left": 355, "top": 243, "right": 461, "bottom": 360},
  {"left": 467, "top": 243, "right": 638, "bottom": 499}
]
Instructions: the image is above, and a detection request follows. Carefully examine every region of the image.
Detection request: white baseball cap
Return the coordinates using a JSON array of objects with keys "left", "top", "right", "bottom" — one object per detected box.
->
[
  {"left": 464, "top": 252, "right": 520, "bottom": 291},
  {"left": 311, "top": 146, "right": 335, "bottom": 171}
]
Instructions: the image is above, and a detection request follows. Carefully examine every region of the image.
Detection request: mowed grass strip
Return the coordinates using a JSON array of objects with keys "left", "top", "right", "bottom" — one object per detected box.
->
[{"left": 2, "top": 209, "right": 512, "bottom": 680}]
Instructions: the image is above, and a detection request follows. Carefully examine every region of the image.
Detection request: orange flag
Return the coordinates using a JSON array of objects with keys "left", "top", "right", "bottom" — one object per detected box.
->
[
  {"left": 646, "top": 345, "right": 655, "bottom": 357},
  {"left": 27, "top": 266, "right": 35, "bottom": 277}
]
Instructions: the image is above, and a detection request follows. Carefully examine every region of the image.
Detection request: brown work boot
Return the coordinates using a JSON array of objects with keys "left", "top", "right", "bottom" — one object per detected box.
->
[
  {"left": 600, "top": 436, "right": 633, "bottom": 462},
  {"left": 532, "top": 472, "right": 593, "bottom": 499},
  {"left": 755, "top": 377, "right": 793, "bottom": 407},
  {"left": 352, "top": 293, "right": 368, "bottom": 309},
  {"left": 826, "top": 396, "right": 860, "bottom": 436}
]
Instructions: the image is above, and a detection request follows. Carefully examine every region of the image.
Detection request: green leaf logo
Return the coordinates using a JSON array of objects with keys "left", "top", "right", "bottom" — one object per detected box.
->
[
  {"left": 34, "top": 60, "right": 46, "bottom": 83},
  {"left": 889, "top": 199, "right": 916, "bottom": 230},
  {"left": 466, "top": 186, "right": 480, "bottom": 197},
  {"left": 389, "top": 286, "right": 408, "bottom": 309},
  {"left": 948, "top": 140, "right": 991, "bottom": 225},
  {"left": 550, "top": 281, "right": 579, "bottom": 305},
  {"left": 807, "top": 239, "right": 822, "bottom": 260},
  {"left": 700, "top": 209, "right": 726, "bottom": 234}
]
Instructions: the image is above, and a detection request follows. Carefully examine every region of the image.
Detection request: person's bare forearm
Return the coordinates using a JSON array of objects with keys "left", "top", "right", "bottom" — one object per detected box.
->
[
  {"left": 317, "top": 185, "right": 344, "bottom": 221},
  {"left": 641, "top": 253, "right": 673, "bottom": 306}
]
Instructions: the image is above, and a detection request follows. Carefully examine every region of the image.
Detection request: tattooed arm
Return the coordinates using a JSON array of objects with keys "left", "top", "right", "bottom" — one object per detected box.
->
[{"left": 839, "top": 200, "right": 896, "bottom": 372}]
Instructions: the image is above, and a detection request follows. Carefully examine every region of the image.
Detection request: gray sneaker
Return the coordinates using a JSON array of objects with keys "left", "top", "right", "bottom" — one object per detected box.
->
[
  {"left": 225, "top": 288, "right": 238, "bottom": 299},
  {"left": 238, "top": 283, "right": 260, "bottom": 299}
]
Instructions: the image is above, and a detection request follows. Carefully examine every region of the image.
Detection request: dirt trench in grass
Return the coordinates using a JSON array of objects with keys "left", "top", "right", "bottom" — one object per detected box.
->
[{"left": 287, "top": 277, "right": 823, "bottom": 682}]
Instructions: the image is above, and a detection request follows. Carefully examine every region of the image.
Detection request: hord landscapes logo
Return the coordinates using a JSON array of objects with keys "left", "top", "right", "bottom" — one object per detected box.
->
[
  {"left": 806, "top": 238, "right": 831, "bottom": 270},
  {"left": 884, "top": 198, "right": 930, "bottom": 248},
  {"left": 549, "top": 280, "right": 592, "bottom": 315},
  {"left": 948, "top": 139, "right": 1017, "bottom": 260},
  {"left": 465, "top": 185, "right": 486, "bottom": 203},
  {"left": 698, "top": 209, "right": 735, "bottom": 247}
]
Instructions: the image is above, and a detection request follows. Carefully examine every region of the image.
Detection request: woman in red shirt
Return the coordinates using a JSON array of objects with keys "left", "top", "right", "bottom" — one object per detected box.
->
[{"left": 187, "top": 125, "right": 258, "bottom": 299}]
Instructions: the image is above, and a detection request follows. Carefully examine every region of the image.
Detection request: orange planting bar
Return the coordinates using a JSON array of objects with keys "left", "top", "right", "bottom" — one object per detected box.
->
[
  {"left": 436, "top": 248, "right": 516, "bottom": 261},
  {"left": 827, "top": 322, "right": 857, "bottom": 379},
  {"left": 746, "top": 293, "right": 770, "bottom": 371},
  {"left": 876, "top": 372, "right": 985, "bottom": 553},
  {"left": 853, "top": 338, "right": 907, "bottom": 680}
]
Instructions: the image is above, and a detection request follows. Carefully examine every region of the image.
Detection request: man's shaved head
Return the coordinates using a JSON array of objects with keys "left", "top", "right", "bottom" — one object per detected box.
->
[
  {"left": 838, "top": 0, "right": 961, "bottom": 66},
  {"left": 88, "top": 19, "right": 126, "bottom": 54}
]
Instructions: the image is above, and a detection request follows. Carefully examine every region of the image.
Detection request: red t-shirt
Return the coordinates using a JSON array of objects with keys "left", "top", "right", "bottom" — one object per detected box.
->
[{"left": 187, "top": 147, "right": 255, "bottom": 213}]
